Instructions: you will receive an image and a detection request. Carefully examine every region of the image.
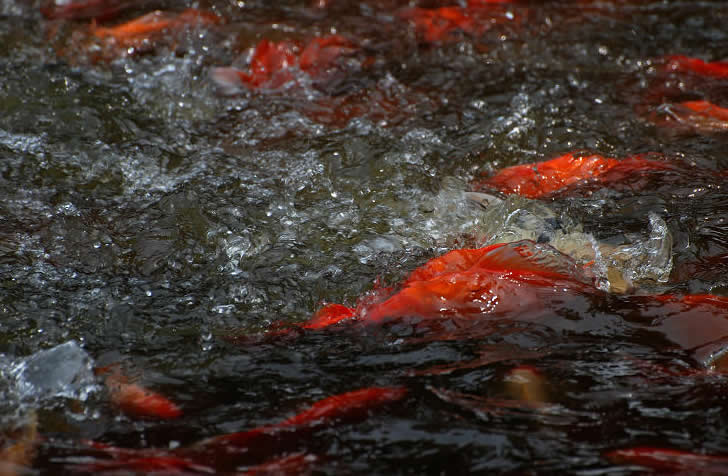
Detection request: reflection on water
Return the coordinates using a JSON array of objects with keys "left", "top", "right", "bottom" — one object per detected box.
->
[{"left": 1, "top": 0, "right": 728, "bottom": 473}]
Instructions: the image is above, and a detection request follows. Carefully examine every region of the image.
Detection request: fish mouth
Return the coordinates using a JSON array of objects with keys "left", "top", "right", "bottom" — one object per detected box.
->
[{"left": 464, "top": 191, "right": 504, "bottom": 209}]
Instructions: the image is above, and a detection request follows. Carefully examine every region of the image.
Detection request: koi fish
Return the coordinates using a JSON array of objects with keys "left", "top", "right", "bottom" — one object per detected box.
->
[
  {"left": 69, "top": 386, "right": 406, "bottom": 474},
  {"left": 277, "top": 240, "right": 728, "bottom": 361},
  {"left": 41, "top": 0, "right": 141, "bottom": 21},
  {"left": 196, "top": 386, "right": 407, "bottom": 451},
  {"left": 95, "top": 365, "right": 182, "bottom": 420},
  {"left": 429, "top": 386, "right": 559, "bottom": 420},
  {"left": 286, "top": 240, "right": 595, "bottom": 332},
  {"left": 651, "top": 100, "right": 728, "bottom": 132},
  {"left": 210, "top": 35, "right": 359, "bottom": 93},
  {"left": 662, "top": 55, "right": 728, "bottom": 79},
  {"left": 399, "top": 1, "right": 518, "bottom": 44},
  {"left": 471, "top": 152, "right": 671, "bottom": 199},
  {"left": 503, "top": 365, "right": 548, "bottom": 404},
  {"left": 242, "top": 452, "right": 317, "bottom": 476},
  {"left": 605, "top": 447, "right": 728, "bottom": 473},
  {"left": 91, "top": 8, "right": 221, "bottom": 50}
]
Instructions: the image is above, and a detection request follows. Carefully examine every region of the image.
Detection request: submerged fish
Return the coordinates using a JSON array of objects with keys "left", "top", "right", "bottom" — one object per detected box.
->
[
  {"left": 605, "top": 446, "right": 728, "bottom": 473},
  {"left": 52, "top": 7, "right": 222, "bottom": 62},
  {"left": 662, "top": 55, "right": 728, "bottom": 79},
  {"left": 466, "top": 152, "right": 680, "bottom": 292},
  {"left": 95, "top": 365, "right": 182, "bottom": 420},
  {"left": 68, "top": 386, "right": 406, "bottom": 474},
  {"left": 471, "top": 152, "right": 672, "bottom": 199},
  {"left": 651, "top": 99, "right": 728, "bottom": 132},
  {"left": 643, "top": 55, "right": 728, "bottom": 133},
  {"left": 210, "top": 35, "right": 361, "bottom": 93},
  {"left": 399, "top": 1, "right": 520, "bottom": 44},
  {"left": 41, "top": 0, "right": 143, "bottom": 21},
  {"left": 91, "top": 8, "right": 222, "bottom": 49},
  {"left": 277, "top": 239, "right": 728, "bottom": 366}
]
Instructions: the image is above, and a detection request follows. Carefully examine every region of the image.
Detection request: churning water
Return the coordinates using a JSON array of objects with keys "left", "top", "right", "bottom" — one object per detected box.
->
[{"left": 2, "top": 0, "right": 728, "bottom": 474}]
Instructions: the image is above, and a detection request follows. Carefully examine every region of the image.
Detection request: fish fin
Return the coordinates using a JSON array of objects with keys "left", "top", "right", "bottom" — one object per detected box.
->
[
  {"left": 242, "top": 453, "right": 317, "bottom": 476},
  {"left": 477, "top": 240, "right": 594, "bottom": 284},
  {"left": 210, "top": 67, "right": 249, "bottom": 95},
  {"left": 605, "top": 447, "right": 728, "bottom": 472},
  {"left": 404, "top": 245, "right": 501, "bottom": 284},
  {"left": 464, "top": 191, "right": 503, "bottom": 209},
  {"left": 303, "top": 303, "right": 356, "bottom": 329}
]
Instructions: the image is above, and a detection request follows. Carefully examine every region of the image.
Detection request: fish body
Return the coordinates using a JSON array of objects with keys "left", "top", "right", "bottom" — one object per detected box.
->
[
  {"left": 41, "top": 0, "right": 139, "bottom": 21},
  {"left": 653, "top": 100, "right": 728, "bottom": 132},
  {"left": 71, "top": 386, "right": 406, "bottom": 473},
  {"left": 197, "top": 386, "right": 407, "bottom": 450},
  {"left": 472, "top": 152, "right": 670, "bottom": 199},
  {"left": 291, "top": 240, "right": 596, "bottom": 331},
  {"left": 360, "top": 241, "right": 595, "bottom": 323},
  {"left": 470, "top": 157, "right": 675, "bottom": 292},
  {"left": 662, "top": 55, "right": 728, "bottom": 79},
  {"left": 400, "top": 1, "right": 519, "bottom": 44},
  {"left": 606, "top": 446, "right": 728, "bottom": 473},
  {"left": 96, "top": 366, "right": 182, "bottom": 420},
  {"left": 210, "top": 35, "right": 358, "bottom": 93},
  {"left": 92, "top": 8, "right": 221, "bottom": 48},
  {"left": 645, "top": 56, "right": 728, "bottom": 133},
  {"left": 284, "top": 238, "right": 728, "bottom": 361}
]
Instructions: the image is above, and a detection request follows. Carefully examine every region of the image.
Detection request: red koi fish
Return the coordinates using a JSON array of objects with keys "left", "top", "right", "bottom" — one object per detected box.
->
[
  {"left": 41, "top": 0, "right": 141, "bottom": 21},
  {"left": 91, "top": 8, "right": 222, "bottom": 49},
  {"left": 472, "top": 152, "right": 671, "bottom": 199},
  {"left": 242, "top": 453, "right": 317, "bottom": 476},
  {"left": 400, "top": 1, "right": 518, "bottom": 44},
  {"left": 197, "top": 386, "right": 407, "bottom": 450},
  {"left": 652, "top": 100, "right": 728, "bottom": 132},
  {"left": 286, "top": 240, "right": 595, "bottom": 332},
  {"left": 359, "top": 240, "right": 595, "bottom": 323},
  {"left": 278, "top": 240, "right": 728, "bottom": 360},
  {"left": 662, "top": 55, "right": 728, "bottom": 79},
  {"left": 71, "top": 386, "right": 405, "bottom": 474},
  {"left": 95, "top": 366, "right": 182, "bottom": 420},
  {"left": 605, "top": 447, "right": 728, "bottom": 473},
  {"left": 210, "top": 35, "right": 359, "bottom": 93}
]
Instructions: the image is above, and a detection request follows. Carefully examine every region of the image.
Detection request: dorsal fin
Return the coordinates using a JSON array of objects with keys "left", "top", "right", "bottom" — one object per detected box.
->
[{"left": 476, "top": 240, "right": 593, "bottom": 284}]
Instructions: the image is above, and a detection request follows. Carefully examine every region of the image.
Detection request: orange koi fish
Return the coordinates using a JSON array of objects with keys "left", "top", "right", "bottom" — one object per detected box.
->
[
  {"left": 680, "top": 100, "right": 728, "bottom": 122},
  {"left": 295, "top": 241, "right": 595, "bottom": 331},
  {"left": 662, "top": 55, "right": 728, "bottom": 79},
  {"left": 359, "top": 240, "right": 595, "bottom": 323},
  {"left": 652, "top": 99, "right": 728, "bottom": 132},
  {"left": 71, "top": 386, "right": 406, "bottom": 474},
  {"left": 197, "top": 386, "right": 407, "bottom": 450},
  {"left": 276, "top": 240, "right": 728, "bottom": 362},
  {"left": 92, "top": 8, "right": 221, "bottom": 49},
  {"left": 211, "top": 34, "right": 359, "bottom": 93},
  {"left": 242, "top": 453, "right": 316, "bottom": 476},
  {"left": 41, "top": 0, "right": 139, "bottom": 21},
  {"left": 400, "top": 1, "right": 518, "bottom": 44},
  {"left": 605, "top": 447, "right": 728, "bottom": 473},
  {"left": 96, "top": 366, "right": 182, "bottom": 420},
  {"left": 472, "top": 152, "right": 671, "bottom": 199}
]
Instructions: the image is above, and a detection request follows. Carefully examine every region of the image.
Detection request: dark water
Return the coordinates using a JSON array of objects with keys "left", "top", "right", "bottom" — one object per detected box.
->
[{"left": 2, "top": 0, "right": 728, "bottom": 474}]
